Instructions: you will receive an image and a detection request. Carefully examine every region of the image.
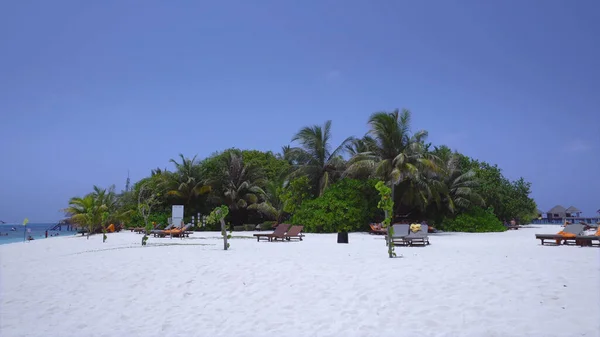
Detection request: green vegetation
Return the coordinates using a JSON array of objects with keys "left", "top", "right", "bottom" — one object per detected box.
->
[
  {"left": 440, "top": 207, "right": 506, "bottom": 233},
  {"left": 290, "top": 179, "right": 379, "bottom": 233},
  {"left": 375, "top": 181, "right": 396, "bottom": 258},
  {"left": 207, "top": 205, "right": 231, "bottom": 250},
  {"left": 64, "top": 109, "right": 537, "bottom": 236}
]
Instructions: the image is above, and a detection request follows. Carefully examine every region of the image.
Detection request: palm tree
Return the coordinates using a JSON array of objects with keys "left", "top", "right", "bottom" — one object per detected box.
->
[
  {"left": 167, "top": 154, "right": 211, "bottom": 214},
  {"left": 290, "top": 120, "right": 352, "bottom": 196},
  {"left": 345, "top": 109, "right": 439, "bottom": 218},
  {"left": 438, "top": 155, "right": 485, "bottom": 214},
  {"left": 220, "top": 152, "right": 266, "bottom": 224},
  {"left": 345, "top": 135, "right": 377, "bottom": 157},
  {"left": 64, "top": 189, "right": 108, "bottom": 240}
]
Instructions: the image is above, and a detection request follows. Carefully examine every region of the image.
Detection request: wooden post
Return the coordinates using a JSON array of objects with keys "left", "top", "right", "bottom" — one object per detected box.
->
[{"left": 220, "top": 218, "right": 228, "bottom": 250}]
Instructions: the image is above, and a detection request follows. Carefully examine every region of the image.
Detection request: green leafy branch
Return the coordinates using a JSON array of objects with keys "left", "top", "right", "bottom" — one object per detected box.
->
[
  {"left": 375, "top": 181, "right": 396, "bottom": 258},
  {"left": 207, "top": 205, "right": 231, "bottom": 250}
]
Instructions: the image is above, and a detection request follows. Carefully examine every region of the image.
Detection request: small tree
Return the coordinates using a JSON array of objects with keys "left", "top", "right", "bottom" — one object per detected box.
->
[
  {"left": 375, "top": 181, "right": 396, "bottom": 258},
  {"left": 101, "top": 212, "right": 109, "bottom": 243},
  {"left": 207, "top": 205, "right": 231, "bottom": 250},
  {"left": 138, "top": 183, "right": 160, "bottom": 246}
]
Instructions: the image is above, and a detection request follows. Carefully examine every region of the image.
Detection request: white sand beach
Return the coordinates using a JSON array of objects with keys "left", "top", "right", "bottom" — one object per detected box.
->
[{"left": 1, "top": 225, "right": 599, "bottom": 337}]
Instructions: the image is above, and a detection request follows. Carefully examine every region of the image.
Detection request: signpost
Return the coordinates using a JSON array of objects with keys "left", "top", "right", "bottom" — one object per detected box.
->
[{"left": 172, "top": 205, "right": 184, "bottom": 229}]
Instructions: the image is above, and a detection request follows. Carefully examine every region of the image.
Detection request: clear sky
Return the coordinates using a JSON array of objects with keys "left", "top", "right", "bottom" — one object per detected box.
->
[{"left": 1, "top": 0, "right": 598, "bottom": 222}]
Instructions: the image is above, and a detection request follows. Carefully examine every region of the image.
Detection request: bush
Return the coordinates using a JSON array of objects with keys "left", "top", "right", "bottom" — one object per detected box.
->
[
  {"left": 233, "top": 225, "right": 245, "bottom": 231},
  {"left": 290, "top": 179, "right": 380, "bottom": 233},
  {"left": 260, "top": 221, "right": 275, "bottom": 230},
  {"left": 440, "top": 207, "right": 506, "bottom": 232},
  {"left": 127, "top": 212, "right": 169, "bottom": 228},
  {"left": 244, "top": 224, "right": 257, "bottom": 231}
]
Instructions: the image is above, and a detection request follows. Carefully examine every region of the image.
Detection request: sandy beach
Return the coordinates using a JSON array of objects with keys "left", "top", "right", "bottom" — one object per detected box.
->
[{"left": 1, "top": 225, "right": 598, "bottom": 337}]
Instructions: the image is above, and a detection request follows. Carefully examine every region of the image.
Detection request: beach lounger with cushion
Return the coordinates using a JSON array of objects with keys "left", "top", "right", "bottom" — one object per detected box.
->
[
  {"left": 369, "top": 223, "right": 387, "bottom": 235},
  {"left": 534, "top": 224, "right": 586, "bottom": 245},
  {"left": 575, "top": 227, "right": 600, "bottom": 247},
  {"left": 404, "top": 224, "right": 430, "bottom": 246},
  {"left": 253, "top": 224, "right": 290, "bottom": 242},
  {"left": 152, "top": 224, "right": 175, "bottom": 237},
  {"left": 160, "top": 224, "right": 193, "bottom": 238},
  {"left": 284, "top": 225, "right": 305, "bottom": 241},
  {"left": 386, "top": 224, "right": 410, "bottom": 246}
]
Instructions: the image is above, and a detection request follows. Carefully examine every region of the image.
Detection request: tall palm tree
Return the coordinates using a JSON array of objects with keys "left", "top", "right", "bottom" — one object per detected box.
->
[
  {"left": 439, "top": 155, "right": 485, "bottom": 214},
  {"left": 167, "top": 154, "right": 211, "bottom": 214},
  {"left": 64, "top": 186, "right": 114, "bottom": 239},
  {"left": 221, "top": 152, "right": 266, "bottom": 224},
  {"left": 290, "top": 120, "right": 352, "bottom": 196},
  {"left": 345, "top": 135, "right": 377, "bottom": 157},
  {"left": 345, "top": 109, "right": 439, "bottom": 218}
]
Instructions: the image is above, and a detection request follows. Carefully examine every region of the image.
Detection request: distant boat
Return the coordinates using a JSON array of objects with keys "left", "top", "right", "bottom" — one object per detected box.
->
[{"left": 0, "top": 220, "right": 5, "bottom": 224}]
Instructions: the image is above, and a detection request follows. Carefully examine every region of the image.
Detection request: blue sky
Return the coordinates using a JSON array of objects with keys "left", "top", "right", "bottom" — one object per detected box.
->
[{"left": 1, "top": 0, "right": 598, "bottom": 222}]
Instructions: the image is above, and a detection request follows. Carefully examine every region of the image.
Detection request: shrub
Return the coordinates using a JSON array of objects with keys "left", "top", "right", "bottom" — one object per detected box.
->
[
  {"left": 233, "top": 225, "right": 245, "bottom": 231},
  {"left": 128, "top": 212, "right": 169, "bottom": 228},
  {"left": 260, "top": 221, "right": 275, "bottom": 230},
  {"left": 244, "top": 224, "right": 256, "bottom": 231},
  {"left": 440, "top": 207, "right": 506, "bottom": 232},
  {"left": 290, "top": 179, "right": 380, "bottom": 233}
]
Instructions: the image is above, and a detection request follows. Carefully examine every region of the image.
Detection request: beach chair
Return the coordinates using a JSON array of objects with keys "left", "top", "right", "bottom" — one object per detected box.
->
[
  {"left": 369, "top": 223, "right": 387, "bottom": 235},
  {"left": 152, "top": 224, "right": 175, "bottom": 237},
  {"left": 162, "top": 224, "right": 193, "bottom": 238},
  {"left": 404, "top": 224, "right": 430, "bottom": 246},
  {"left": 284, "top": 225, "right": 305, "bottom": 241},
  {"left": 534, "top": 224, "right": 586, "bottom": 245},
  {"left": 575, "top": 227, "right": 600, "bottom": 247},
  {"left": 387, "top": 224, "right": 410, "bottom": 246},
  {"left": 253, "top": 224, "right": 290, "bottom": 242}
]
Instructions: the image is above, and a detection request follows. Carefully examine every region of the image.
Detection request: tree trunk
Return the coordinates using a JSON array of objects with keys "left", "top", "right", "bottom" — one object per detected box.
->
[
  {"left": 387, "top": 181, "right": 395, "bottom": 257},
  {"left": 220, "top": 218, "right": 228, "bottom": 250}
]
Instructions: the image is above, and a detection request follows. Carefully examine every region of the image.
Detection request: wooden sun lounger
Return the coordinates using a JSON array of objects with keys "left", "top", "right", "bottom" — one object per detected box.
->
[
  {"left": 165, "top": 224, "right": 193, "bottom": 238},
  {"left": 369, "top": 224, "right": 387, "bottom": 235},
  {"left": 404, "top": 224, "right": 430, "bottom": 246},
  {"left": 535, "top": 224, "right": 585, "bottom": 245},
  {"left": 152, "top": 224, "right": 174, "bottom": 237},
  {"left": 575, "top": 235, "right": 600, "bottom": 247},
  {"left": 253, "top": 224, "right": 290, "bottom": 242},
  {"left": 387, "top": 224, "right": 410, "bottom": 246},
  {"left": 284, "top": 225, "right": 305, "bottom": 241}
]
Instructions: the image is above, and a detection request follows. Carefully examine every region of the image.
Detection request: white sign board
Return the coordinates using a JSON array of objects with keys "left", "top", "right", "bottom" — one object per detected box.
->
[
  {"left": 172, "top": 205, "right": 184, "bottom": 218},
  {"left": 172, "top": 205, "right": 184, "bottom": 227}
]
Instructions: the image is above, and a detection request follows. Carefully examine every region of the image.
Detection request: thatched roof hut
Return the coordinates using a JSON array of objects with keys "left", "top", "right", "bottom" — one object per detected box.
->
[
  {"left": 565, "top": 206, "right": 582, "bottom": 217},
  {"left": 547, "top": 205, "right": 566, "bottom": 214},
  {"left": 547, "top": 205, "right": 566, "bottom": 220}
]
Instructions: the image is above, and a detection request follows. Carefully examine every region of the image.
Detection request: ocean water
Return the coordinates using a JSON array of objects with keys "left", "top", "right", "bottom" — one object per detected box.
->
[{"left": 0, "top": 223, "right": 75, "bottom": 245}]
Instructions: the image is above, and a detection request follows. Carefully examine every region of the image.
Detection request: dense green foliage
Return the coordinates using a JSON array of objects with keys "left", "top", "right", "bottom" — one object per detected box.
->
[
  {"left": 290, "top": 179, "right": 380, "bottom": 233},
  {"left": 64, "top": 109, "right": 537, "bottom": 235},
  {"left": 439, "top": 207, "right": 506, "bottom": 233}
]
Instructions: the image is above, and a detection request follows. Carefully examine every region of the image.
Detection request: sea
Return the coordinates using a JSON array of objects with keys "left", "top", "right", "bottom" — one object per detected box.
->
[{"left": 0, "top": 223, "right": 75, "bottom": 245}]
